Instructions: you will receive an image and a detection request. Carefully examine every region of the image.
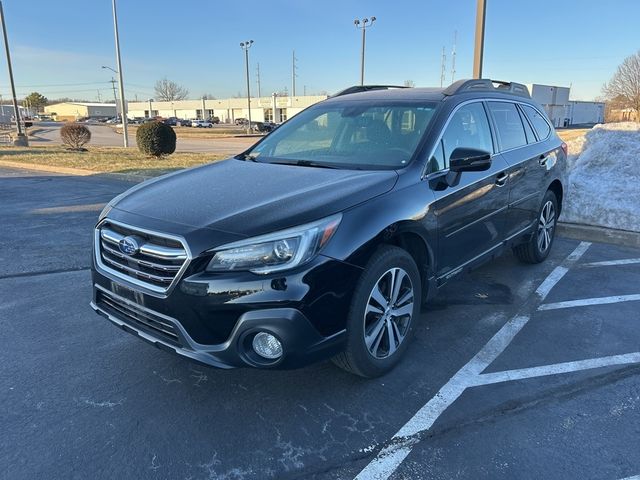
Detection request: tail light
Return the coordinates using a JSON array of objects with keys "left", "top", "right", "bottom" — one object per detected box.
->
[{"left": 561, "top": 142, "right": 568, "bottom": 156}]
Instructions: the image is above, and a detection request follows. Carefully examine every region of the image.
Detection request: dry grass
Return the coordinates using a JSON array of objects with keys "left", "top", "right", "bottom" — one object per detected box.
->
[
  {"left": 0, "top": 145, "right": 225, "bottom": 177},
  {"left": 557, "top": 128, "right": 590, "bottom": 142}
]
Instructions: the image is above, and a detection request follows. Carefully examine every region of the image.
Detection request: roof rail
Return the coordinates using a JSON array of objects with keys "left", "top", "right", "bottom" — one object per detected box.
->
[
  {"left": 443, "top": 79, "right": 530, "bottom": 98},
  {"left": 331, "top": 85, "right": 409, "bottom": 98}
]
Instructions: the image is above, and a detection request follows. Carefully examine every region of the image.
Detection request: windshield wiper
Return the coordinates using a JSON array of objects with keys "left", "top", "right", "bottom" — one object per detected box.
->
[{"left": 268, "top": 159, "right": 342, "bottom": 169}]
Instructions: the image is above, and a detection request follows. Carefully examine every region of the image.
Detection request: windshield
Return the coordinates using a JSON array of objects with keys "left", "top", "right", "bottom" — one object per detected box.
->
[{"left": 244, "top": 100, "right": 438, "bottom": 170}]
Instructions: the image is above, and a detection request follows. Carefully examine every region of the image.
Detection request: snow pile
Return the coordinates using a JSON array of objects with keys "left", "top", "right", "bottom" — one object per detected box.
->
[{"left": 562, "top": 122, "right": 640, "bottom": 232}]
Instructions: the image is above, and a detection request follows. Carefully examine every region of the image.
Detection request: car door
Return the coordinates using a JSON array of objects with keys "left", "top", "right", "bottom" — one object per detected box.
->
[
  {"left": 486, "top": 101, "right": 549, "bottom": 238},
  {"left": 427, "top": 101, "right": 511, "bottom": 281}
]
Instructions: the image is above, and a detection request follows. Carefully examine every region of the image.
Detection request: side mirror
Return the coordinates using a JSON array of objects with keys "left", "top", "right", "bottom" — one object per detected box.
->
[
  {"left": 449, "top": 147, "right": 492, "bottom": 172},
  {"left": 430, "top": 147, "right": 493, "bottom": 190}
]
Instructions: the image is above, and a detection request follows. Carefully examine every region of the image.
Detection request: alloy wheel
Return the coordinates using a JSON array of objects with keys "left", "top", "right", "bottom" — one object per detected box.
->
[
  {"left": 363, "top": 267, "right": 414, "bottom": 359},
  {"left": 537, "top": 200, "right": 556, "bottom": 253}
]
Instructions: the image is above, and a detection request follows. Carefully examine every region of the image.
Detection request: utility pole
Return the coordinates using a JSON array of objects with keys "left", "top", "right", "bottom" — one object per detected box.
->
[
  {"left": 0, "top": 93, "right": 4, "bottom": 116},
  {"left": 354, "top": 17, "right": 376, "bottom": 86},
  {"left": 111, "top": 0, "right": 128, "bottom": 147},
  {"left": 292, "top": 50, "right": 297, "bottom": 97},
  {"left": 256, "top": 62, "right": 261, "bottom": 98},
  {"left": 451, "top": 30, "right": 457, "bottom": 83},
  {"left": 472, "top": 0, "right": 487, "bottom": 79},
  {"left": 0, "top": 0, "right": 27, "bottom": 145},
  {"left": 240, "top": 40, "right": 254, "bottom": 134},
  {"left": 440, "top": 46, "right": 446, "bottom": 87},
  {"left": 109, "top": 77, "right": 118, "bottom": 115},
  {"left": 97, "top": 90, "right": 102, "bottom": 102}
]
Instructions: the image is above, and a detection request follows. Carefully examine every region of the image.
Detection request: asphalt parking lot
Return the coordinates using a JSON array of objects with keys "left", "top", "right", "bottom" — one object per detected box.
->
[{"left": 1, "top": 166, "right": 639, "bottom": 480}]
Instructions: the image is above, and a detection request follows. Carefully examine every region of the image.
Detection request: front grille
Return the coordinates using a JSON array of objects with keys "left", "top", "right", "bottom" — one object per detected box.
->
[
  {"left": 96, "top": 288, "right": 182, "bottom": 346},
  {"left": 96, "top": 221, "right": 189, "bottom": 293}
]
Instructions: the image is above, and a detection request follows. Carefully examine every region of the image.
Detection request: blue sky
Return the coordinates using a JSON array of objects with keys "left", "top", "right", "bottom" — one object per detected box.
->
[{"left": 0, "top": 0, "right": 637, "bottom": 102}]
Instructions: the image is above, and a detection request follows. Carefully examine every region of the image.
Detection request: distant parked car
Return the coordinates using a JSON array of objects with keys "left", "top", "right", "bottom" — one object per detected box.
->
[
  {"left": 178, "top": 119, "right": 192, "bottom": 127},
  {"left": 251, "top": 121, "right": 275, "bottom": 133},
  {"left": 234, "top": 118, "right": 248, "bottom": 126},
  {"left": 192, "top": 120, "right": 213, "bottom": 128},
  {"left": 163, "top": 117, "right": 179, "bottom": 126},
  {"left": 207, "top": 116, "right": 220, "bottom": 124}
]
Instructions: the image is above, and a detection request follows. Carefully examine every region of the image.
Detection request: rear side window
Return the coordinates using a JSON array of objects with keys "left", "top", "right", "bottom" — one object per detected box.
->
[
  {"left": 487, "top": 101, "right": 527, "bottom": 151},
  {"left": 521, "top": 104, "right": 552, "bottom": 140},
  {"left": 517, "top": 105, "right": 537, "bottom": 144}
]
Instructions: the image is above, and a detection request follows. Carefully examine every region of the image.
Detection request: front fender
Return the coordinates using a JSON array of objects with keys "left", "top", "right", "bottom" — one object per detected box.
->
[{"left": 321, "top": 182, "right": 437, "bottom": 270}]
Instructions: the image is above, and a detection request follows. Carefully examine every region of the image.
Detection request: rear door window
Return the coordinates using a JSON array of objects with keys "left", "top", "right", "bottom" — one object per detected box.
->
[
  {"left": 521, "top": 104, "right": 552, "bottom": 140},
  {"left": 487, "top": 101, "right": 527, "bottom": 151}
]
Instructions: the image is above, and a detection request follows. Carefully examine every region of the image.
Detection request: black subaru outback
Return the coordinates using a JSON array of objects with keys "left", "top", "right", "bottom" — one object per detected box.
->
[{"left": 91, "top": 79, "right": 566, "bottom": 377}]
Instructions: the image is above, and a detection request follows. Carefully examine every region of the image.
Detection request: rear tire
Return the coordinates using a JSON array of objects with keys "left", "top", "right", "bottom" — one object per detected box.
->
[
  {"left": 513, "top": 190, "right": 558, "bottom": 264},
  {"left": 332, "top": 245, "right": 421, "bottom": 378}
]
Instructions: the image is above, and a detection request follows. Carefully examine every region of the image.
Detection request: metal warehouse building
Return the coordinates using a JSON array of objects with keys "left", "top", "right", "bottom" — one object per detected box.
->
[
  {"left": 127, "top": 95, "right": 328, "bottom": 124},
  {"left": 44, "top": 102, "right": 117, "bottom": 122},
  {"left": 528, "top": 84, "right": 605, "bottom": 127}
]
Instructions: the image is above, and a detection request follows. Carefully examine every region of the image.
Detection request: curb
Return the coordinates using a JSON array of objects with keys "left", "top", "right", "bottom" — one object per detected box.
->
[
  {"left": 557, "top": 222, "right": 640, "bottom": 248},
  {"left": 0, "top": 160, "right": 153, "bottom": 183},
  {"left": 0, "top": 159, "right": 99, "bottom": 176}
]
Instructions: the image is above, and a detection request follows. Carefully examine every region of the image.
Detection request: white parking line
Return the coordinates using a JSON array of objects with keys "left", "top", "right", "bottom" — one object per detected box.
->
[
  {"left": 583, "top": 258, "right": 640, "bottom": 267},
  {"left": 354, "top": 242, "right": 591, "bottom": 480},
  {"left": 538, "top": 294, "right": 640, "bottom": 311},
  {"left": 474, "top": 352, "right": 640, "bottom": 386}
]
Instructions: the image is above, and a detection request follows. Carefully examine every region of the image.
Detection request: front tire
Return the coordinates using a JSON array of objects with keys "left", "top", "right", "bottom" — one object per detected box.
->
[
  {"left": 333, "top": 245, "right": 421, "bottom": 378},
  {"left": 513, "top": 190, "right": 558, "bottom": 264}
]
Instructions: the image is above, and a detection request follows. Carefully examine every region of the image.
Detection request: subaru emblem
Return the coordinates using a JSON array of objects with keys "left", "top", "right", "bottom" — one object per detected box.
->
[{"left": 118, "top": 236, "right": 140, "bottom": 256}]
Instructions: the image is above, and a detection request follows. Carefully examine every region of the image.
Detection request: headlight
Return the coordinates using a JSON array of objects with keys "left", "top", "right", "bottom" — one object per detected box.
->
[{"left": 206, "top": 214, "right": 341, "bottom": 274}]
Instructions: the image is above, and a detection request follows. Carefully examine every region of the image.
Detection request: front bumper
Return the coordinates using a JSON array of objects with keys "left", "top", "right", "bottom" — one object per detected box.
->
[
  {"left": 91, "top": 252, "right": 361, "bottom": 369},
  {"left": 90, "top": 284, "right": 345, "bottom": 369}
]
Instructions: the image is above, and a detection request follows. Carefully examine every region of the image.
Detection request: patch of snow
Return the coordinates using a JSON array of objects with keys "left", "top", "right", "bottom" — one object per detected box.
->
[{"left": 562, "top": 122, "right": 640, "bottom": 232}]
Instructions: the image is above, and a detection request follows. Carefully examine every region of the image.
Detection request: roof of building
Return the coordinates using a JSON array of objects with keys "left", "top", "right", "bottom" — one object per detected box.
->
[{"left": 47, "top": 102, "right": 116, "bottom": 107}]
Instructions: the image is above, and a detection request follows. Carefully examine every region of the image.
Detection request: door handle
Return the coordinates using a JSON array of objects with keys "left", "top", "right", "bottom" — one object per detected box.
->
[
  {"left": 539, "top": 154, "right": 549, "bottom": 166},
  {"left": 495, "top": 172, "right": 508, "bottom": 187}
]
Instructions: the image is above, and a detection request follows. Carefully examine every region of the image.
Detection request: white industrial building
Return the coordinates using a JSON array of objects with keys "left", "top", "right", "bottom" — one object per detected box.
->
[
  {"left": 127, "top": 95, "right": 328, "bottom": 124},
  {"left": 528, "top": 84, "right": 605, "bottom": 127},
  {"left": 127, "top": 86, "right": 604, "bottom": 127}
]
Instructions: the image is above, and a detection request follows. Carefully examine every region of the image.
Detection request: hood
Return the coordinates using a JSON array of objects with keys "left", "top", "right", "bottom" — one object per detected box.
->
[{"left": 112, "top": 159, "right": 398, "bottom": 238}]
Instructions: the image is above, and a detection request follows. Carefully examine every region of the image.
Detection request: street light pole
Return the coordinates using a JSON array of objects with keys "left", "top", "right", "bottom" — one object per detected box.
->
[
  {"left": 0, "top": 0, "right": 27, "bottom": 145},
  {"left": 240, "top": 40, "right": 254, "bottom": 134},
  {"left": 472, "top": 0, "right": 487, "bottom": 79},
  {"left": 354, "top": 17, "right": 376, "bottom": 86},
  {"left": 111, "top": 0, "right": 128, "bottom": 147}
]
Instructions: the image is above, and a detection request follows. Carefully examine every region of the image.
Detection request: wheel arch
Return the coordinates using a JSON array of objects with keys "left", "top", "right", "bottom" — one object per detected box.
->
[
  {"left": 346, "top": 222, "right": 437, "bottom": 301},
  {"left": 548, "top": 179, "right": 563, "bottom": 215}
]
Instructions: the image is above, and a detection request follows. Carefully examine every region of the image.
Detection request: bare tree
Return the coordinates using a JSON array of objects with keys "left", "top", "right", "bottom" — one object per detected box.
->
[
  {"left": 603, "top": 50, "right": 640, "bottom": 115},
  {"left": 403, "top": 80, "right": 416, "bottom": 88},
  {"left": 154, "top": 78, "right": 189, "bottom": 101}
]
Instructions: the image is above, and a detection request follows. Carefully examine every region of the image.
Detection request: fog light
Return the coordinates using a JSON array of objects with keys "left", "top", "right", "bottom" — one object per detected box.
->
[{"left": 252, "top": 332, "right": 283, "bottom": 360}]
